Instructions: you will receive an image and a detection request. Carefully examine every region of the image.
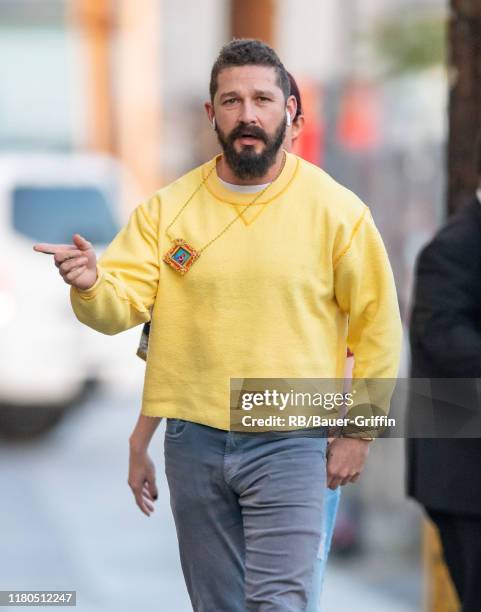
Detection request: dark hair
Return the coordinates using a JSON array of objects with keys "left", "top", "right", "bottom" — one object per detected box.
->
[
  {"left": 287, "top": 72, "right": 303, "bottom": 120},
  {"left": 210, "top": 39, "right": 290, "bottom": 101}
]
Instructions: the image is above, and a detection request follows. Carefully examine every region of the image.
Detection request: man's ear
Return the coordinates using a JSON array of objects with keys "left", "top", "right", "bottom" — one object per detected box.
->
[
  {"left": 204, "top": 101, "right": 214, "bottom": 125},
  {"left": 291, "top": 114, "right": 305, "bottom": 145},
  {"left": 286, "top": 94, "right": 297, "bottom": 125}
]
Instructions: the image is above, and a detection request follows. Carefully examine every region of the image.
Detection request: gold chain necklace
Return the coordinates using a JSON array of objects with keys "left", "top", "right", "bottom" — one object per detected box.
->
[{"left": 163, "top": 152, "right": 286, "bottom": 275}]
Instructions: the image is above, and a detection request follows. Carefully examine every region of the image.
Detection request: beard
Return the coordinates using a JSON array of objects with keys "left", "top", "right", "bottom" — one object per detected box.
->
[{"left": 215, "top": 115, "right": 287, "bottom": 180}]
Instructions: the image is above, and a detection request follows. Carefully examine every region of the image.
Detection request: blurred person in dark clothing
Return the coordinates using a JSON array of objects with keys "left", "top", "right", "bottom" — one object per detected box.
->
[{"left": 407, "top": 132, "right": 481, "bottom": 611}]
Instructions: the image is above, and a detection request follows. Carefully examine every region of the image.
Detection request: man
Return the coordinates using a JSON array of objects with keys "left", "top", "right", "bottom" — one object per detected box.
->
[
  {"left": 133, "top": 71, "right": 345, "bottom": 612},
  {"left": 407, "top": 133, "right": 481, "bottom": 612},
  {"left": 35, "top": 40, "right": 401, "bottom": 611}
]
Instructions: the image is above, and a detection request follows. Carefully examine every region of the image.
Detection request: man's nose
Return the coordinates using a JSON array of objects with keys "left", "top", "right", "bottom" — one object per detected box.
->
[{"left": 238, "top": 101, "right": 257, "bottom": 124}]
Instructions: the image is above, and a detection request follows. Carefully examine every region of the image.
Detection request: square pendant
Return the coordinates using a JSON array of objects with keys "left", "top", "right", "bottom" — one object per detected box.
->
[{"left": 163, "top": 239, "right": 200, "bottom": 275}]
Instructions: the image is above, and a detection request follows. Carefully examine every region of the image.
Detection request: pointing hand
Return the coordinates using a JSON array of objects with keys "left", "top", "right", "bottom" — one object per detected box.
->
[{"left": 33, "top": 234, "right": 98, "bottom": 291}]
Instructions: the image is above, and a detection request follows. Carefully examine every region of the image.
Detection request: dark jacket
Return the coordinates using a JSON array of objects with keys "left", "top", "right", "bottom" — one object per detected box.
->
[{"left": 406, "top": 197, "right": 481, "bottom": 515}]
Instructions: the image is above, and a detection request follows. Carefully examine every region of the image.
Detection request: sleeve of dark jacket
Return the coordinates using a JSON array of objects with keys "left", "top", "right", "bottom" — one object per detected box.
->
[{"left": 409, "top": 205, "right": 481, "bottom": 378}]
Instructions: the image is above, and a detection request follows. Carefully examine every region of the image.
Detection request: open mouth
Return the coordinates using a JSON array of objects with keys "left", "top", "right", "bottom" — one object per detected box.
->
[{"left": 236, "top": 134, "right": 262, "bottom": 145}]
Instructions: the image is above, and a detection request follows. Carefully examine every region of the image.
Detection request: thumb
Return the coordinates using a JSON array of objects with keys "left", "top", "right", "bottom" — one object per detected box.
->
[{"left": 73, "top": 233, "right": 92, "bottom": 251}]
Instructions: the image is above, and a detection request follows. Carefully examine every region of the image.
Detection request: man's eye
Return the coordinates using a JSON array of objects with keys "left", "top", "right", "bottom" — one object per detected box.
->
[
  {"left": 257, "top": 97, "right": 271, "bottom": 102},
  {"left": 223, "top": 98, "right": 237, "bottom": 105}
]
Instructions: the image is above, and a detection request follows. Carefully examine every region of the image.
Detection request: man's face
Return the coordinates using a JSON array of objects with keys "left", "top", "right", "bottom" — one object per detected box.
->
[{"left": 208, "top": 65, "right": 295, "bottom": 179}]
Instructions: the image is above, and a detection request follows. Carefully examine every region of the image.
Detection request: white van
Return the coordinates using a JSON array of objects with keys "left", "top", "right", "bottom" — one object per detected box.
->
[{"left": 0, "top": 153, "right": 144, "bottom": 435}]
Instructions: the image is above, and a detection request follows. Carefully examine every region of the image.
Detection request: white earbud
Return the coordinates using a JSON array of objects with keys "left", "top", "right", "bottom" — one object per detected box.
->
[
  {"left": 212, "top": 117, "right": 216, "bottom": 130},
  {"left": 286, "top": 109, "right": 292, "bottom": 127}
]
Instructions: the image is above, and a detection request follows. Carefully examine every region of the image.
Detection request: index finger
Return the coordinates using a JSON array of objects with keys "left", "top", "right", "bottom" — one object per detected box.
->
[{"left": 33, "top": 243, "right": 75, "bottom": 255}]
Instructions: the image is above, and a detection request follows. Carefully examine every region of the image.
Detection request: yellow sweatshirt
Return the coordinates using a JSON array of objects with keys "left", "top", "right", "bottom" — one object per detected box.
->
[{"left": 70, "top": 152, "right": 402, "bottom": 430}]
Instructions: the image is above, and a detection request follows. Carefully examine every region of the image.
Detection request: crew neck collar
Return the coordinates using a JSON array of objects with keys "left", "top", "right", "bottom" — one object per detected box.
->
[
  {"left": 201, "top": 150, "right": 299, "bottom": 206},
  {"left": 218, "top": 177, "right": 271, "bottom": 193}
]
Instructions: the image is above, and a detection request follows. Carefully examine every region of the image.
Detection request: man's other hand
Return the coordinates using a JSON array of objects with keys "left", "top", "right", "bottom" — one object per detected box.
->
[
  {"left": 128, "top": 446, "right": 159, "bottom": 517},
  {"left": 326, "top": 437, "right": 371, "bottom": 489},
  {"left": 33, "top": 234, "right": 98, "bottom": 291}
]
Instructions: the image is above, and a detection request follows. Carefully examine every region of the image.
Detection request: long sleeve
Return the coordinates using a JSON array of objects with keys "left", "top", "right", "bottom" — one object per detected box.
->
[
  {"left": 334, "top": 207, "right": 403, "bottom": 380},
  {"left": 410, "top": 210, "right": 481, "bottom": 377},
  {"left": 70, "top": 194, "right": 160, "bottom": 335},
  {"left": 333, "top": 207, "right": 402, "bottom": 435}
]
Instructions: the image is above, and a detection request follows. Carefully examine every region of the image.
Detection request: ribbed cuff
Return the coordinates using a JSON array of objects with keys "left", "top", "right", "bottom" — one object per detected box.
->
[{"left": 71, "top": 264, "right": 104, "bottom": 299}]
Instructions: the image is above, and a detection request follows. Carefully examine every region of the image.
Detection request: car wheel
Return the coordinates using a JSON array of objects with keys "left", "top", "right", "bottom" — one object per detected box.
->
[{"left": 0, "top": 404, "right": 67, "bottom": 439}]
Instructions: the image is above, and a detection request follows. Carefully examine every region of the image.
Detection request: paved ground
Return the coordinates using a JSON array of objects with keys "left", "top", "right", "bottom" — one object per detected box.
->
[{"left": 0, "top": 386, "right": 421, "bottom": 611}]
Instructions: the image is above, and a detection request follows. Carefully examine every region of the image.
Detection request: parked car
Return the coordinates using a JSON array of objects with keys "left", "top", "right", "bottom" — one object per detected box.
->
[{"left": 0, "top": 152, "right": 144, "bottom": 437}]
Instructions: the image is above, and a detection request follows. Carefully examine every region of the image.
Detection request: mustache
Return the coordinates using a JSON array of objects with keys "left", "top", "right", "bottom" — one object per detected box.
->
[{"left": 227, "top": 123, "right": 268, "bottom": 144}]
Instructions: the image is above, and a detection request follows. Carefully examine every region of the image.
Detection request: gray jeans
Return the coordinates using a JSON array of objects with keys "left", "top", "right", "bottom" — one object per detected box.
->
[{"left": 164, "top": 418, "right": 328, "bottom": 612}]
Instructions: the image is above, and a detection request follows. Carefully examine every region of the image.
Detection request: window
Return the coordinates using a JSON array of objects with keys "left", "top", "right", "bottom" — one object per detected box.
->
[{"left": 12, "top": 186, "right": 119, "bottom": 245}]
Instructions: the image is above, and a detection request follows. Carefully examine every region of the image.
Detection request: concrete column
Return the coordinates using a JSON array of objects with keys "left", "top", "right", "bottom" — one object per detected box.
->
[{"left": 230, "top": 0, "right": 276, "bottom": 46}]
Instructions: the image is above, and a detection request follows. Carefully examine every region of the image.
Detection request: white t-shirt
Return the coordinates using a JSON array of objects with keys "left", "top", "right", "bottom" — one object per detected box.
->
[{"left": 218, "top": 177, "right": 271, "bottom": 194}]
